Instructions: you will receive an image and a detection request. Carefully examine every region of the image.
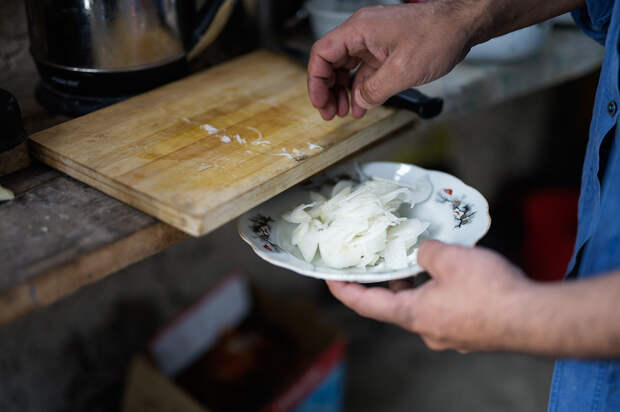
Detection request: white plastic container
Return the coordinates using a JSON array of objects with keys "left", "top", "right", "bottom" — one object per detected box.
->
[
  {"left": 306, "top": 0, "right": 401, "bottom": 39},
  {"left": 552, "top": 13, "right": 576, "bottom": 26},
  {"left": 464, "top": 22, "right": 552, "bottom": 63}
]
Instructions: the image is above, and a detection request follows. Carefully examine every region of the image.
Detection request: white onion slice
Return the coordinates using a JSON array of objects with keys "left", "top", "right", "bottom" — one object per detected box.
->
[
  {"left": 282, "top": 202, "right": 315, "bottom": 224},
  {"left": 278, "top": 176, "right": 432, "bottom": 270}
]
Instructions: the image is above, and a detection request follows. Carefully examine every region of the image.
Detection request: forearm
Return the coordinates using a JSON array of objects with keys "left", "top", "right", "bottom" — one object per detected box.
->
[
  {"left": 501, "top": 271, "right": 620, "bottom": 357},
  {"left": 307, "top": 0, "right": 586, "bottom": 117},
  {"left": 462, "top": 0, "right": 586, "bottom": 46}
]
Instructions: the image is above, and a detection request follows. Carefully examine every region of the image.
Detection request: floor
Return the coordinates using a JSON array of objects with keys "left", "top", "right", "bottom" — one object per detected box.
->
[
  {"left": 0, "top": 217, "right": 554, "bottom": 412},
  {"left": 206, "top": 223, "right": 555, "bottom": 412}
]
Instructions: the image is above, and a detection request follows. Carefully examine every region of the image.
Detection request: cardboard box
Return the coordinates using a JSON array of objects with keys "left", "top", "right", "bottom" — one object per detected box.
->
[{"left": 123, "top": 275, "right": 346, "bottom": 412}]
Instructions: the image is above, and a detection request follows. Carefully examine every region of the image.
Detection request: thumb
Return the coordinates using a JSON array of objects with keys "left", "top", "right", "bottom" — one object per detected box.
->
[
  {"left": 355, "top": 52, "right": 410, "bottom": 109},
  {"left": 417, "top": 240, "right": 465, "bottom": 280}
]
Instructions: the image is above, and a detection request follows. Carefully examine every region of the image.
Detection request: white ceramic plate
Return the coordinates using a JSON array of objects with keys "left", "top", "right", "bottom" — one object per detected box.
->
[{"left": 238, "top": 162, "right": 490, "bottom": 282}]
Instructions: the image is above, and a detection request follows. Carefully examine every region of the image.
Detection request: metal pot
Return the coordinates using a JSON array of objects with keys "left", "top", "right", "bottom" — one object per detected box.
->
[{"left": 25, "top": 0, "right": 236, "bottom": 97}]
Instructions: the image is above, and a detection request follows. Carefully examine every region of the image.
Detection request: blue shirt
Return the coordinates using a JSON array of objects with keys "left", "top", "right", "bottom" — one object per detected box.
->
[{"left": 548, "top": 1, "right": 620, "bottom": 411}]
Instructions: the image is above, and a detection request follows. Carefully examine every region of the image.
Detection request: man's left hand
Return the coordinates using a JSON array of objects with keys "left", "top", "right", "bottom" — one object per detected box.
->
[{"left": 326, "top": 240, "right": 532, "bottom": 352}]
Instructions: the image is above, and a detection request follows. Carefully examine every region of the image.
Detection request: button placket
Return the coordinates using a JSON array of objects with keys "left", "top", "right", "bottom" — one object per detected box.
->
[{"left": 607, "top": 100, "right": 617, "bottom": 116}]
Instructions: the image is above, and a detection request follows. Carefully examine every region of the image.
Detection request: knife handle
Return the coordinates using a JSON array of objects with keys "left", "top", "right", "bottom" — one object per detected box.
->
[
  {"left": 385, "top": 88, "right": 443, "bottom": 119},
  {"left": 346, "top": 70, "right": 443, "bottom": 119},
  {"left": 281, "top": 46, "right": 443, "bottom": 119}
]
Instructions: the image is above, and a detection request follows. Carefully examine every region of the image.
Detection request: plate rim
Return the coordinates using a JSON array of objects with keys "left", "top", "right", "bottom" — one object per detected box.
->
[{"left": 238, "top": 161, "right": 491, "bottom": 282}]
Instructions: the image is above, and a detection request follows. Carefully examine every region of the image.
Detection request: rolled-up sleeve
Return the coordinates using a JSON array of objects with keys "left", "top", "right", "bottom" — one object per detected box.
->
[{"left": 572, "top": 0, "right": 614, "bottom": 44}]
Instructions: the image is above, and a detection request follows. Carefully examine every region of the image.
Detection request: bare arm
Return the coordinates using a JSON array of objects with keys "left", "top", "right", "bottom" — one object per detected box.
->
[
  {"left": 308, "top": 0, "right": 586, "bottom": 120},
  {"left": 327, "top": 241, "right": 620, "bottom": 358},
  {"left": 473, "top": 0, "right": 586, "bottom": 43},
  {"left": 506, "top": 271, "right": 620, "bottom": 357}
]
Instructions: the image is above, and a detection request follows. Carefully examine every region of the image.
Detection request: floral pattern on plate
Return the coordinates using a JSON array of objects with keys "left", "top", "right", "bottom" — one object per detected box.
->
[
  {"left": 436, "top": 188, "right": 476, "bottom": 228},
  {"left": 249, "top": 214, "right": 279, "bottom": 252},
  {"left": 238, "top": 161, "right": 490, "bottom": 283}
]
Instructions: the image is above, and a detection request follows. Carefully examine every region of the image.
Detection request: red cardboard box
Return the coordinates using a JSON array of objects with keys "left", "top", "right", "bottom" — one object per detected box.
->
[{"left": 123, "top": 275, "right": 346, "bottom": 412}]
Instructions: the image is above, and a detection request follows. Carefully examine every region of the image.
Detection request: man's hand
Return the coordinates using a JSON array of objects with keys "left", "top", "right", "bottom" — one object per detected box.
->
[
  {"left": 307, "top": 0, "right": 585, "bottom": 120},
  {"left": 328, "top": 240, "right": 620, "bottom": 357},
  {"left": 327, "top": 240, "right": 532, "bottom": 352},
  {"left": 307, "top": 3, "right": 480, "bottom": 120}
]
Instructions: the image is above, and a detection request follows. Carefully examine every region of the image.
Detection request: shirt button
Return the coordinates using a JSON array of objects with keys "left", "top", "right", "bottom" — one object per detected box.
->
[{"left": 607, "top": 100, "right": 617, "bottom": 116}]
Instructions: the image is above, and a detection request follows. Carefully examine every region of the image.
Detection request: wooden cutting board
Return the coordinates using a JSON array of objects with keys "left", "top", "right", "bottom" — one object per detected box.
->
[{"left": 29, "top": 50, "right": 415, "bottom": 236}]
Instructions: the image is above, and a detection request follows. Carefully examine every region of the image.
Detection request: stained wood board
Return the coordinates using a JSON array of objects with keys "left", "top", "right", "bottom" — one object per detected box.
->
[
  {"left": 29, "top": 50, "right": 415, "bottom": 236},
  {"left": 0, "top": 165, "right": 186, "bottom": 324}
]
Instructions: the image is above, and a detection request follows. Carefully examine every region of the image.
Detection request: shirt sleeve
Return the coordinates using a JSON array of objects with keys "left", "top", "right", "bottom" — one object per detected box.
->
[{"left": 571, "top": 0, "right": 614, "bottom": 45}]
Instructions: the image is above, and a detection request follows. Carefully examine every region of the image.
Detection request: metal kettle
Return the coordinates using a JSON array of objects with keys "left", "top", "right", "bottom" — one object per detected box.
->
[{"left": 25, "top": 0, "right": 235, "bottom": 103}]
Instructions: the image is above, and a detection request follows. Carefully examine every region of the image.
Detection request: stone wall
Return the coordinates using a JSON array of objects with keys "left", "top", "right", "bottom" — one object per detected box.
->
[{"left": 0, "top": 1, "right": 39, "bottom": 118}]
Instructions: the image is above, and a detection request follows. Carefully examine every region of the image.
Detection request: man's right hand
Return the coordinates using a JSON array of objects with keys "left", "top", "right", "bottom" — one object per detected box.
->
[
  {"left": 307, "top": 0, "right": 585, "bottom": 120},
  {"left": 307, "top": 2, "right": 481, "bottom": 120}
]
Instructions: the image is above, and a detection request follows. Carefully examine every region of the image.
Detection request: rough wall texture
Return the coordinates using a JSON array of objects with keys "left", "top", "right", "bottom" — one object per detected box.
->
[
  {"left": 0, "top": 2, "right": 29, "bottom": 80},
  {"left": 0, "top": 2, "right": 39, "bottom": 117}
]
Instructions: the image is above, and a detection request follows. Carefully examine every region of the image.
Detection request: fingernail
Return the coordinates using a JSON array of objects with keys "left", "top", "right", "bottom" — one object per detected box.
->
[{"left": 354, "top": 88, "right": 373, "bottom": 110}]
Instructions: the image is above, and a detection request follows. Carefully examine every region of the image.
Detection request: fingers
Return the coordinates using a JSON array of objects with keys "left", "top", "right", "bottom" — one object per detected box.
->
[
  {"left": 326, "top": 281, "right": 412, "bottom": 325},
  {"left": 417, "top": 240, "right": 468, "bottom": 280},
  {"left": 307, "top": 64, "right": 352, "bottom": 119},
  {"left": 335, "top": 69, "right": 351, "bottom": 117},
  {"left": 308, "top": 29, "right": 359, "bottom": 120},
  {"left": 307, "top": 55, "right": 337, "bottom": 120},
  {"left": 421, "top": 336, "right": 449, "bottom": 352},
  {"left": 354, "top": 51, "right": 411, "bottom": 110},
  {"left": 421, "top": 336, "right": 470, "bottom": 354},
  {"left": 417, "top": 239, "right": 445, "bottom": 271},
  {"left": 336, "top": 86, "right": 349, "bottom": 117},
  {"left": 389, "top": 278, "right": 414, "bottom": 292},
  {"left": 350, "top": 63, "right": 374, "bottom": 118},
  {"left": 308, "top": 14, "right": 413, "bottom": 117},
  {"left": 327, "top": 280, "right": 471, "bottom": 353}
]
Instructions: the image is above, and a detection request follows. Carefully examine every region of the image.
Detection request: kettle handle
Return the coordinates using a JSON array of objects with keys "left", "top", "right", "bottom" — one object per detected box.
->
[{"left": 188, "top": 0, "right": 237, "bottom": 61}]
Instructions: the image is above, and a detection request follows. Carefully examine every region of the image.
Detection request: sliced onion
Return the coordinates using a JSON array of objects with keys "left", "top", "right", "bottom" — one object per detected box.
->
[
  {"left": 383, "top": 238, "right": 408, "bottom": 270},
  {"left": 279, "top": 176, "right": 432, "bottom": 270},
  {"left": 282, "top": 202, "right": 315, "bottom": 224}
]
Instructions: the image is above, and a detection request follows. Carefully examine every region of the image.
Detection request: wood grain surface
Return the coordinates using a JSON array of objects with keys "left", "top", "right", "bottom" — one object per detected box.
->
[
  {"left": 30, "top": 50, "right": 415, "bottom": 236},
  {"left": 0, "top": 142, "right": 30, "bottom": 177},
  {"left": 122, "top": 355, "right": 206, "bottom": 412},
  {"left": 0, "top": 164, "right": 186, "bottom": 324}
]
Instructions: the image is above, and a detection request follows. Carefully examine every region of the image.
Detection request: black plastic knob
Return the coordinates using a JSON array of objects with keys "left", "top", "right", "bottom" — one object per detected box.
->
[{"left": 0, "top": 89, "right": 26, "bottom": 153}]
